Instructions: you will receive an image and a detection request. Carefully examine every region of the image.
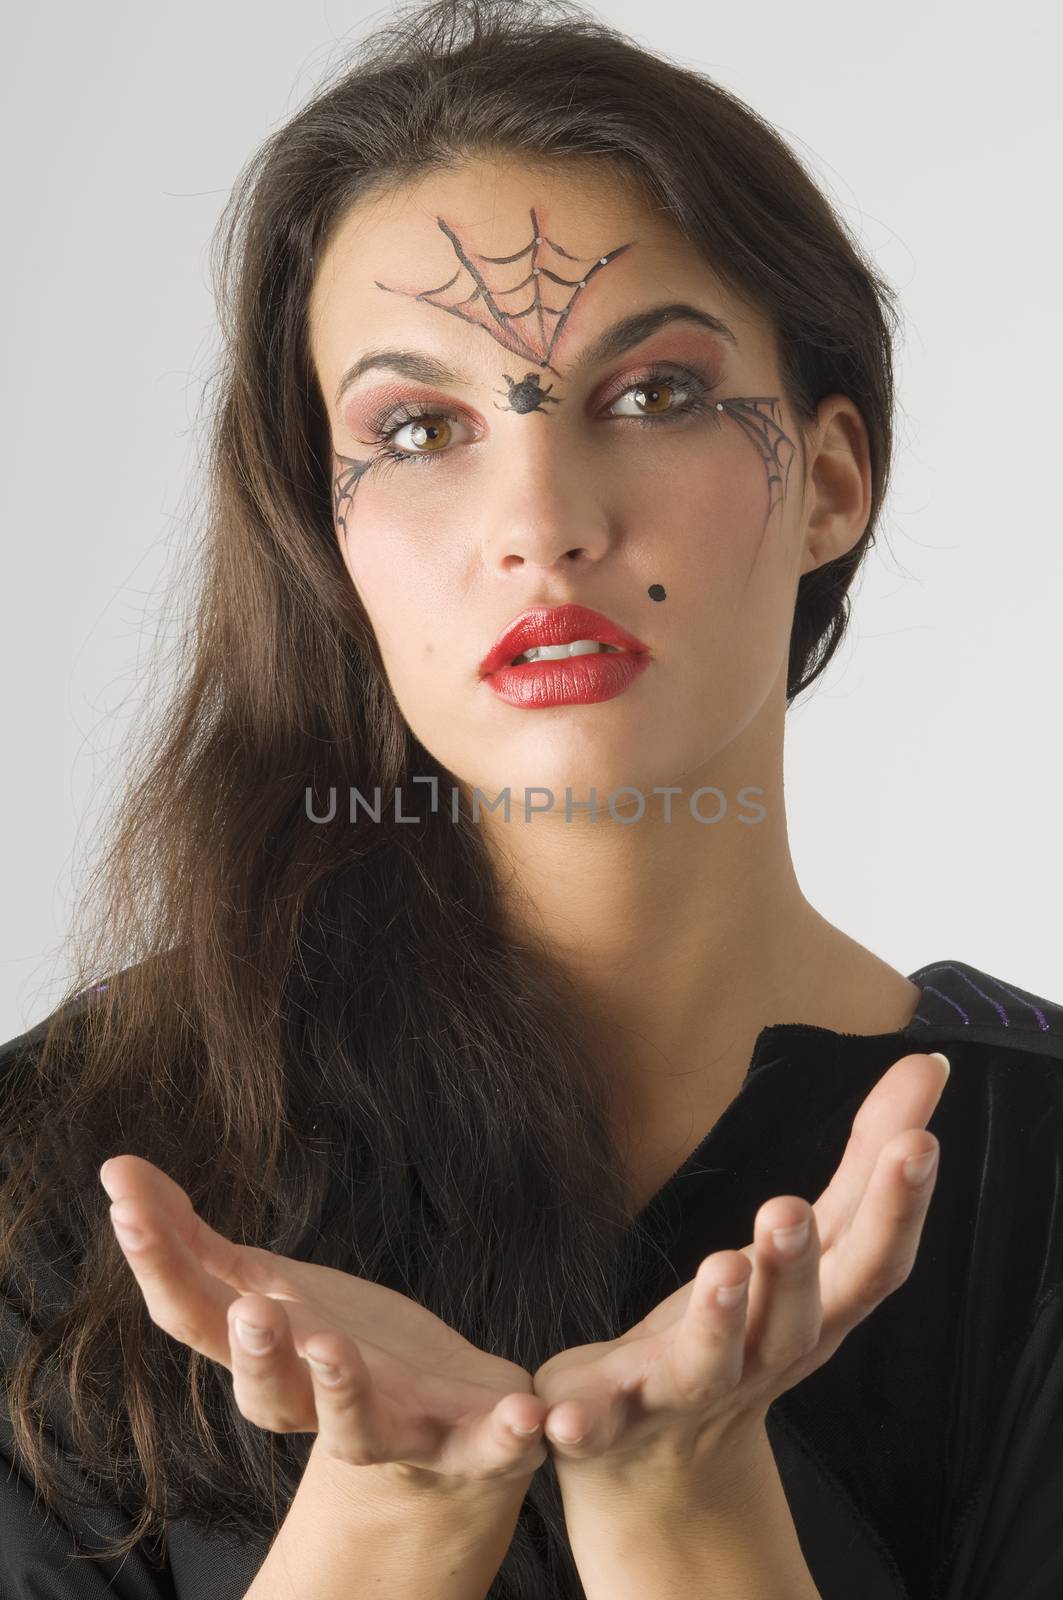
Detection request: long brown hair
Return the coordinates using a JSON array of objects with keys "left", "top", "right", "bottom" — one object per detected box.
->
[{"left": 0, "top": 1, "right": 901, "bottom": 1593}]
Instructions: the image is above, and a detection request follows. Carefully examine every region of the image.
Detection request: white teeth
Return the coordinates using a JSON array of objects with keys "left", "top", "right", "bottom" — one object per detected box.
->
[{"left": 511, "top": 639, "right": 623, "bottom": 665}]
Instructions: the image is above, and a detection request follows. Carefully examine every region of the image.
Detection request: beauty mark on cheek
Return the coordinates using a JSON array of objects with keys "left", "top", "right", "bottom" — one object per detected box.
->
[{"left": 374, "top": 206, "right": 634, "bottom": 379}]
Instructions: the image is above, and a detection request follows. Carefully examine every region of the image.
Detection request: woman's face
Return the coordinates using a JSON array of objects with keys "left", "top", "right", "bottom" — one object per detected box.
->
[{"left": 309, "top": 157, "right": 842, "bottom": 816}]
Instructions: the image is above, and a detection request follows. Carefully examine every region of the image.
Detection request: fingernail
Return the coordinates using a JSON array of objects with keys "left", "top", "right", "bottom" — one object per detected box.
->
[
  {"left": 772, "top": 1218, "right": 810, "bottom": 1257},
  {"left": 904, "top": 1148, "right": 938, "bottom": 1188},
  {"left": 928, "top": 1052, "right": 951, "bottom": 1078},
  {"left": 235, "top": 1319, "right": 274, "bottom": 1353},
  {"left": 306, "top": 1355, "right": 342, "bottom": 1385},
  {"left": 110, "top": 1210, "right": 144, "bottom": 1247}
]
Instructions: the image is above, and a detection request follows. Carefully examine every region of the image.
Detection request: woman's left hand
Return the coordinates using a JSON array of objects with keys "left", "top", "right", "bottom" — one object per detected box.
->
[{"left": 532, "top": 1050, "right": 950, "bottom": 1477}]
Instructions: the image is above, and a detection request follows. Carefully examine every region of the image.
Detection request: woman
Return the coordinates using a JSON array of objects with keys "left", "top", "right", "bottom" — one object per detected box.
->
[{"left": 2, "top": 1, "right": 1061, "bottom": 1596}]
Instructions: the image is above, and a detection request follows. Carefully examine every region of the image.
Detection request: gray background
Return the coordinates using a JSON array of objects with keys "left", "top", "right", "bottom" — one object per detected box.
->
[{"left": 2, "top": 0, "right": 1061, "bottom": 1039}]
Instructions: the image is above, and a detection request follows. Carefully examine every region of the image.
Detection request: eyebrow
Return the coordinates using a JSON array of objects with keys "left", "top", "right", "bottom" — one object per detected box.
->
[{"left": 333, "top": 301, "right": 738, "bottom": 409}]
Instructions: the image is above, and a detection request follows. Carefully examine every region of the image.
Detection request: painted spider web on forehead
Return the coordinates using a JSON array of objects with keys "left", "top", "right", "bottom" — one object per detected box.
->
[{"left": 374, "top": 207, "right": 633, "bottom": 379}]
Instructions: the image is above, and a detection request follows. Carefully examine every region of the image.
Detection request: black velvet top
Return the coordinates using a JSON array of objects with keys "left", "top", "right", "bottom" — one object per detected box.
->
[{"left": 2, "top": 956, "right": 1061, "bottom": 1599}]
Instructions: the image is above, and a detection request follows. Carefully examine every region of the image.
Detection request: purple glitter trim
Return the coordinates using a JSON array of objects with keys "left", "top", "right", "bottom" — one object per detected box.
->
[{"left": 909, "top": 963, "right": 1050, "bottom": 1031}]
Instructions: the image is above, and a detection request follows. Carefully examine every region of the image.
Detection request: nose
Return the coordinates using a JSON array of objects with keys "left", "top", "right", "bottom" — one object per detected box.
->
[{"left": 477, "top": 419, "right": 614, "bottom": 573}]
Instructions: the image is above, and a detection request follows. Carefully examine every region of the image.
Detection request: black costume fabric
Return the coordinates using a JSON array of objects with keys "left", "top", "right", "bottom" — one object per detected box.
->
[{"left": 1, "top": 956, "right": 1061, "bottom": 1599}]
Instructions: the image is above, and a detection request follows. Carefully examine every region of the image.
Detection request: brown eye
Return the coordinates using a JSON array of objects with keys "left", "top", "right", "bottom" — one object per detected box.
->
[
  {"left": 631, "top": 382, "right": 676, "bottom": 416},
  {"left": 400, "top": 416, "right": 453, "bottom": 453}
]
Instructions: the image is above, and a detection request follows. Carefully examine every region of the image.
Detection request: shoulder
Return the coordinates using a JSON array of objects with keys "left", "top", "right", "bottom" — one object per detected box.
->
[
  {"left": 0, "top": 957, "right": 181, "bottom": 1078},
  {"left": 0, "top": 977, "right": 124, "bottom": 1066},
  {"left": 904, "top": 957, "right": 1063, "bottom": 1184},
  {"left": 905, "top": 957, "right": 1063, "bottom": 1295},
  {"left": 0, "top": 984, "right": 108, "bottom": 1080},
  {"left": 905, "top": 957, "right": 1063, "bottom": 1061},
  {"left": 0, "top": 983, "right": 118, "bottom": 1202}
]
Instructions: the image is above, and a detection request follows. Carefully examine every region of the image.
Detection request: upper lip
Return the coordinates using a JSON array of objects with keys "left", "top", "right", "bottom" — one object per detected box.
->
[{"left": 479, "top": 604, "right": 650, "bottom": 676}]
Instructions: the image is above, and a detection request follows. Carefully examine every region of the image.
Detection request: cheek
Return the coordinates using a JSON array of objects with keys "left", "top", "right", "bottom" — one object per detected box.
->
[
  {"left": 336, "top": 479, "right": 441, "bottom": 582},
  {"left": 336, "top": 517, "right": 404, "bottom": 664},
  {"left": 337, "top": 514, "right": 461, "bottom": 678},
  {"left": 645, "top": 456, "right": 772, "bottom": 585}
]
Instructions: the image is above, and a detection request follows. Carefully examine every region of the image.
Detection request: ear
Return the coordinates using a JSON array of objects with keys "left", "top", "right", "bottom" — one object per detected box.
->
[{"left": 798, "top": 395, "right": 873, "bottom": 576}]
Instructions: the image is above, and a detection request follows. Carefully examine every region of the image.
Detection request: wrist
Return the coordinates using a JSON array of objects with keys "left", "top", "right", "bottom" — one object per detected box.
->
[
  {"left": 310, "top": 1438, "right": 537, "bottom": 1520},
  {"left": 553, "top": 1416, "right": 772, "bottom": 1510},
  {"left": 553, "top": 1424, "right": 823, "bottom": 1600}
]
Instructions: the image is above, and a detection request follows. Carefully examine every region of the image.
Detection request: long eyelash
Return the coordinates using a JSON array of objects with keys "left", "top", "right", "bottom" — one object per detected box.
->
[{"left": 357, "top": 362, "right": 720, "bottom": 479}]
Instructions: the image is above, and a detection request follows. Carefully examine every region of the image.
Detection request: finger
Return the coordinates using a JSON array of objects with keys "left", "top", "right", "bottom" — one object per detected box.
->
[
  {"left": 542, "top": 1358, "right": 645, "bottom": 1457},
  {"left": 813, "top": 1053, "right": 949, "bottom": 1245},
  {"left": 265, "top": 1323, "right": 401, "bottom": 1468},
  {"left": 246, "top": 1322, "right": 416, "bottom": 1471},
  {"left": 472, "top": 1394, "right": 551, "bottom": 1475},
  {"left": 664, "top": 1250, "right": 753, "bottom": 1403},
  {"left": 543, "top": 1399, "right": 600, "bottom": 1454},
  {"left": 820, "top": 1131, "right": 939, "bottom": 1332},
  {"left": 742, "top": 1200, "right": 822, "bottom": 1377},
  {"left": 102, "top": 1156, "right": 261, "bottom": 1296},
  {"left": 293, "top": 1336, "right": 548, "bottom": 1479},
  {"left": 108, "top": 1197, "right": 239, "bottom": 1365},
  {"left": 498, "top": 1393, "right": 550, "bottom": 1443},
  {"left": 396, "top": 1381, "right": 551, "bottom": 1477},
  {"left": 228, "top": 1294, "right": 318, "bottom": 1433}
]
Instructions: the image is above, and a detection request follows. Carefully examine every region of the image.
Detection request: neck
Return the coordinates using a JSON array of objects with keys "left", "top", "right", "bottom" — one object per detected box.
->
[{"left": 475, "top": 701, "right": 920, "bottom": 1131}]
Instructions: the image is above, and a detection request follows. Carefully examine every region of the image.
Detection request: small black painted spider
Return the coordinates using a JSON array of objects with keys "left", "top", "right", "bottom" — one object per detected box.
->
[{"left": 494, "top": 372, "right": 562, "bottom": 414}]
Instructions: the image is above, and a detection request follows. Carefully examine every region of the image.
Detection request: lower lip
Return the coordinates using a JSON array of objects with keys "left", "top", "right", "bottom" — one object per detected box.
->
[{"left": 484, "top": 650, "right": 650, "bottom": 708}]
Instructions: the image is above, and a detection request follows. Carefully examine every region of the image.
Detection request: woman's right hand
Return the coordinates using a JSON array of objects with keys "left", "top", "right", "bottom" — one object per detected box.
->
[{"left": 99, "top": 1153, "right": 551, "bottom": 1494}]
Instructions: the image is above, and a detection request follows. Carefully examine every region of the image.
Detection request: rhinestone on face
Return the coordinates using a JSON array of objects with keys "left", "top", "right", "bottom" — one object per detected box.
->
[
  {"left": 600, "top": 256, "right": 607, "bottom": 264},
  {"left": 578, "top": 280, "right": 586, "bottom": 288}
]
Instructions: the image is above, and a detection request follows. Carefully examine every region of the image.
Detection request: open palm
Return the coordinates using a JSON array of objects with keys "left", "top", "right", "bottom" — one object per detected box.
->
[
  {"left": 100, "top": 1154, "right": 549, "bottom": 1481},
  {"left": 531, "top": 1050, "right": 950, "bottom": 1465}
]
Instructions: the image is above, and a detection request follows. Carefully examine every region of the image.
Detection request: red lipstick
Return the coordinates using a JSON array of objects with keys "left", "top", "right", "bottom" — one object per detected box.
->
[{"left": 479, "top": 604, "right": 652, "bottom": 710}]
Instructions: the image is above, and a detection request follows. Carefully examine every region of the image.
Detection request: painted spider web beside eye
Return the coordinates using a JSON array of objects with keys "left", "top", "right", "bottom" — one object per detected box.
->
[{"left": 374, "top": 207, "right": 634, "bottom": 378}]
